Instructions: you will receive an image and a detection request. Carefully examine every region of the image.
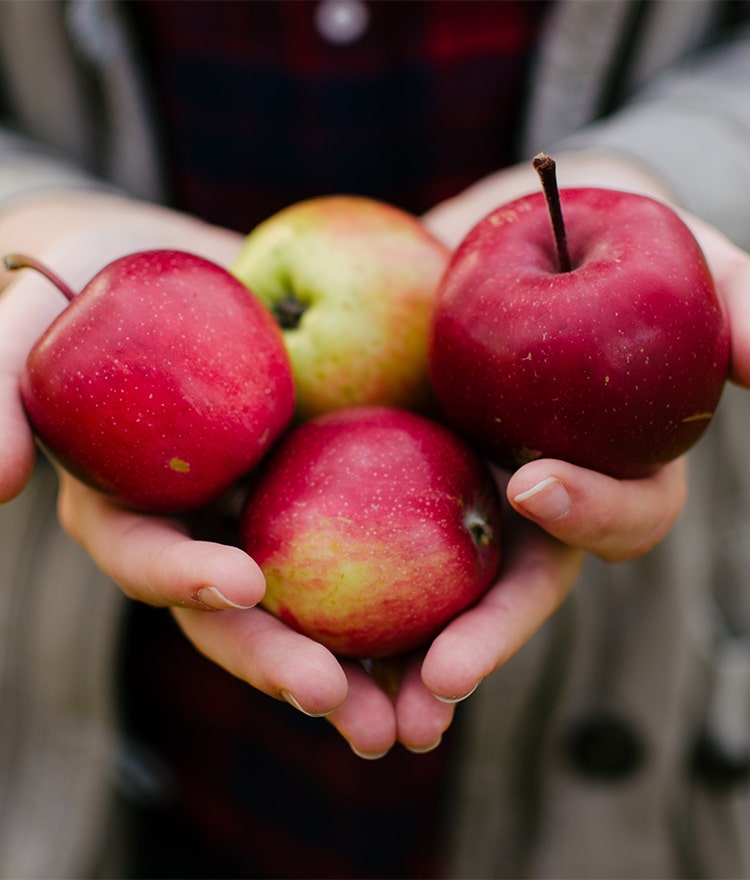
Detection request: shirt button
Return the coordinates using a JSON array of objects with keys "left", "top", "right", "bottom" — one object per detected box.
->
[
  {"left": 314, "top": 0, "right": 370, "bottom": 45},
  {"left": 564, "top": 712, "right": 646, "bottom": 782}
]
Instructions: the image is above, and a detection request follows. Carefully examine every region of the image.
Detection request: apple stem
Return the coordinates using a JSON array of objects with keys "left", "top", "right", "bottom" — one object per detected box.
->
[
  {"left": 273, "top": 293, "right": 308, "bottom": 330},
  {"left": 3, "top": 253, "right": 77, "bottom": 301},
  {"left": 532, "top": 153, "right": 572, "bottom": 273}
]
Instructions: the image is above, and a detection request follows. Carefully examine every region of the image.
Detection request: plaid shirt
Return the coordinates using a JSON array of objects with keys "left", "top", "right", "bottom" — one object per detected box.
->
[
  {"left": 131, "top": 0, "right": 548, "bottom": 232},
  {"left": 122, "top": 2, "right": 549, "bottom": 877}
]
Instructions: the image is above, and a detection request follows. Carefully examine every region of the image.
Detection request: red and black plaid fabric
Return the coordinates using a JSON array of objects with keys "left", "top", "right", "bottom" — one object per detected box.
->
[
  {"left": 130, "top": 0, "right": 549, "bottom": 232},
  {"left": 121, "top": 603, "right": 460, "bottom": 879},
  {"left": 120, "top": 2, "right": 550, "bottom": 877}
]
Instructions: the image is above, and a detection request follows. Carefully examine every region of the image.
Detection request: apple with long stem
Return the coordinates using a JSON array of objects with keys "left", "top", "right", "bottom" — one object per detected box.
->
[
  {"left": 240, "top": 406, "right": 502, "bottom": 659},
  {"left": 429, "top": 154, "right": 730, "bottom": 479},
  {"left": 6, "top": 249, "right": 295, "bottom": 512}
]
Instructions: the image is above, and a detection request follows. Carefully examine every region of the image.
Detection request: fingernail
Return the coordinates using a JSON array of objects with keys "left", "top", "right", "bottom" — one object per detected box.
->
[
  {"left": 280, "top": 689, "right": 332, "bottom": 718},
  {"left": 434, "top": 681, "right": 480, "bottom": 704},
  {"left": 406, "top": 735, "right": 443, "bottom": 755},
  {"left": 349, "top": 744, "right": 390, "bottom": 760},
  {"left": 513, "top": 476, "right": 570, "bottom": 521},
  {"left": 196, "top": 585, "right": 256, "bottom": 611}
]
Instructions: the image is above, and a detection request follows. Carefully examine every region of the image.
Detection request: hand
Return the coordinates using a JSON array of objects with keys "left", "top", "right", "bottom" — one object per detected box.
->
[
  {"left": 6, "top": 174, "right": 748, "bottom": 760},
  {"left": 171, "top": 499, "right": 585, "bottom": 759},
  {"left": 390, "top": 189, "right": 750, "bottom": 753},
  {"left": 55, "top": 458, "right": 582, "bottom": 758},
  {"left": 172, "top": 513, "right": 583, "bottom": 758},
  {"left": 0, "top": 190, "right": 244, "bottom": 501},
  {"left": 423, "top": 149, "right": 750, "bottom": 562}
]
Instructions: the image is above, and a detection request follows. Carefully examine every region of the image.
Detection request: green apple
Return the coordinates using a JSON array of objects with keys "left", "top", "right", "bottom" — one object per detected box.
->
[{"left": 231, "top": 195, "right": 450, "bottom": 422}]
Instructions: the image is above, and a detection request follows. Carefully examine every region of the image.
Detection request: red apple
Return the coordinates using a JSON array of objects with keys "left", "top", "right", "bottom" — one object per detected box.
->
[
  {"left": 239, "top": 406, "right": 502, "bottom": 658},
  {"left": 429, "top": 155, "right": 730, "bottom": 479},
  {"left": 231, "top": 195, "right": 450, "bottom": 421},
  {"left": 7, "top": 250, "right": 295, "bottom": 512}
]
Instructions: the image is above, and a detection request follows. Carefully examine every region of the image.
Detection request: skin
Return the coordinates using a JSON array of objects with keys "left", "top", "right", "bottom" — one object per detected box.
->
[{"left": 1, "top": 151, "right": 749, "bottom": 758}]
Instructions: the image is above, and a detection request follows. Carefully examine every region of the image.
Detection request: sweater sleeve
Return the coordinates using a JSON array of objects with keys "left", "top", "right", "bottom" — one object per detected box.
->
[
  {"left": 553, "top": 25, "right": 750, "bottom": 250},
  {"left": 0, "top": 128, "right": 116, "bottom": 207}
]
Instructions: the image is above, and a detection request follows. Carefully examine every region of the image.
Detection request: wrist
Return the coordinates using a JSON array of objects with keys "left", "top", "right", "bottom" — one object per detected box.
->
[
  {"left": 0, "top": 190, "right": 157, "bottom": 290},
  {"left": 424, "top": 149, "right": 676, "bottom": 249},
  {"left": 0, "top": 190, "right": 244, "bottom": 292},
  {"left": 550, "top": 149, "right": 676, "bottom": 202}
]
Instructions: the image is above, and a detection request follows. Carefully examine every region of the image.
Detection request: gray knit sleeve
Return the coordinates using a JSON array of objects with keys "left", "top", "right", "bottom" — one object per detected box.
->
[{"left": 553, "top": 27, "right": 750, "bottom": 250}]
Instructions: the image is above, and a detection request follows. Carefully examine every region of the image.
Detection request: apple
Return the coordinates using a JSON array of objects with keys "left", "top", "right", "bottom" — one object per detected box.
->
[
  {"left": 231, "top": 195, "right": 450, "bottom": 422},
  {"left": 428, "top": 154, "right": 730, "bottom": 479},
  {"left": 6, "top": 249, "right": 295, "bottom": 512},
  {"left": 239, "top": 406, "right": 502, "bottom": 659}
]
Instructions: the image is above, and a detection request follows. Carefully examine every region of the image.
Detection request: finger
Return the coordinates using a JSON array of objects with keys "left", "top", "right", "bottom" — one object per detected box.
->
[
  {"left": 177, "top": 603, "right": 399, "bottom": 758},
  {"left": 56, "top": 469, "right": 265, "bottom": 610},
  {"left": 0, "top": 274, "right": 67, "bottom": 501},
  {"left": 172, "top": 605, "right": 349, "bottom": 718},
  {"left": 693, "top": 220, "right": 750, "bottom": 388},
  {"left": 421, "top": 525, "right": 583, "bottom": 701},
  {"left": 507, "top": 456, "right": 687, "bottom": 562},
  {"left": 0, "top": 370, "right": 36, "bottom": 501},
  {"left": 326, "top": 660, "right": 399, "bottom": 759},
  {"left": 393, "top": 656, "right": 455, "bottom": 754}
]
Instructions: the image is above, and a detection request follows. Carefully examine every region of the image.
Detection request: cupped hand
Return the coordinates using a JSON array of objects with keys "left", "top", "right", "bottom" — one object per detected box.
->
[
  {"left": 56, "top": 469, "right": 393, "bottom": 756},
  {"left": 56, "top": 460, "right": 582, "bottom": 758},
  {"left": 0, "top": 191, "right": 370, "bottom": 749},
  {"left": 388, "top": 515, "right": 584, "bottom": 753},
  {"left": 54, "top": 469, "right": 375, "bottom": 754},
  {"left": 496, "top": 217, "right": 750, "bottom": 563},
  {"left": 387, "top": 153, "right": 748, "bottom": 752},
  {"left": 506, "top": 457, "right": 687, "bottom": 562},
  {"left": 423, "top": 149, "right": 750, "bottom": 563}
]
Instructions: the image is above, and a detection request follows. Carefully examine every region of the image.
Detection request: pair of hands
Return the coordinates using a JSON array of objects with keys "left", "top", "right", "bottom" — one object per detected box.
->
[{"left": 1, "top": 152, "right": 748, "bottom": 758}]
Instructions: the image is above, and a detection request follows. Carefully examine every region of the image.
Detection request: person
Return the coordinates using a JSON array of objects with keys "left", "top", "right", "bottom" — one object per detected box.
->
[{"left": 0, "top": 0, "right": 749, "bottom": 877}]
